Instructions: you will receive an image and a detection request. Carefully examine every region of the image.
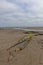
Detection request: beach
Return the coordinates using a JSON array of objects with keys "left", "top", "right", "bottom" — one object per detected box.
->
[{"left": 0, "top": 28, "right": 43, "bottom": 65}]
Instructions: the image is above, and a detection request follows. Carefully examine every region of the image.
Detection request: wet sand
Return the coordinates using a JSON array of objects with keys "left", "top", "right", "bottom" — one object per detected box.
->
[{"left": 0, "top": 29, "right": 43, "bottom": 65}]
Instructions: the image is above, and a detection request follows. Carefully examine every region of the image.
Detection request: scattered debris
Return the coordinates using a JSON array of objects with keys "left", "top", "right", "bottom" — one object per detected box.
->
[{"left": 7, "top": 33, "right": 32, "bottom": 62}]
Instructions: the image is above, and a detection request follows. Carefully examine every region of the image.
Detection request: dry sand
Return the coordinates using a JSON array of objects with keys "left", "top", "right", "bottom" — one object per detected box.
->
[{"left": 0, "top": 29, "right": 43, "bottom": 65}]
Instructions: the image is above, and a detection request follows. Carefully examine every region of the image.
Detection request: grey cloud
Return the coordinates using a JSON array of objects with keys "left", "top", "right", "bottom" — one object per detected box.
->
[{"left": 0, "top": 0, "right": 43, "bottom": 27}]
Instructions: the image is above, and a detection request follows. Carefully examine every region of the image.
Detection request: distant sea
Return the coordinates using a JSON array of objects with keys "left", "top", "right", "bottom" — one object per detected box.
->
[{"left": 0, "top": 27, "right": 43, "bottom": 32}]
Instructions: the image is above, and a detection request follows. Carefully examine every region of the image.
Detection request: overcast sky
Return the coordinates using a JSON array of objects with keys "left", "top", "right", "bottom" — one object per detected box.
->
[{"left": 0, "top": 0, "right": 43, "bottom": 27}]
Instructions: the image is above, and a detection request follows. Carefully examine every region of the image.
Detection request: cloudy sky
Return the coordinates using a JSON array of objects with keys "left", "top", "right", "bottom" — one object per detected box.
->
[{"left": 0, "top": 0, "right": 43, "bottom": 27}]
